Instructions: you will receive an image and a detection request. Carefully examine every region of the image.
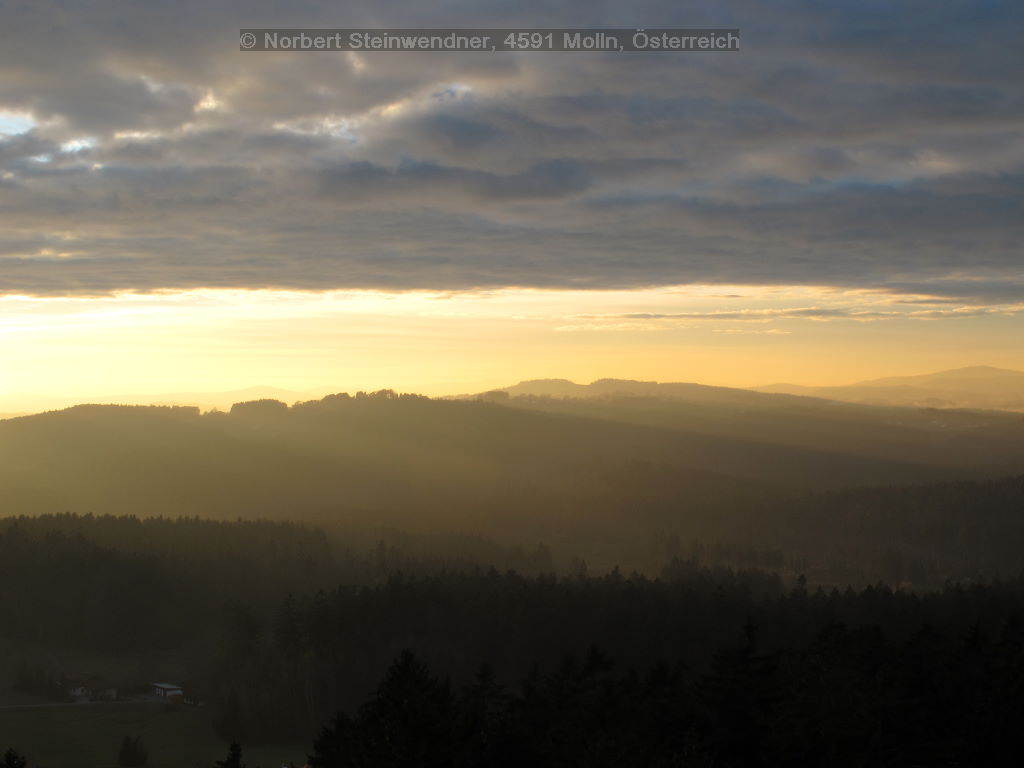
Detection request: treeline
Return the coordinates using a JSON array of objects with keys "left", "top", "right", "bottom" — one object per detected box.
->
[
  {"left": 199, "top": 565, "right": 1024, "bottom": 745},
  {"left": 5, "top": 511, "right": 1024, "bottom": 763},
  {"left": 11, "top": 594, "right": 1024, "bottom": 768},
  {"left": 4, "top": 505, "right": 1024, "bottom": 660},
  {"left": 0, "top": 515, "right": 550, "bottom": 653},
  {"left": 302, "top": 617, "right": 1024, "bottom": 768}
]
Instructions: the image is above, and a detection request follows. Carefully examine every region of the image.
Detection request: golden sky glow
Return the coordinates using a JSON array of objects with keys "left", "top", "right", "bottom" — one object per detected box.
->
[
  {"left": 3, "top": 5, "right": 1022, "bottom": 415},
  {"left": 2, "top": 286, "right": 1023, "bottom": 413},
  {"left": 2, "top": 2, "right": 1021, "bottom": 418}
]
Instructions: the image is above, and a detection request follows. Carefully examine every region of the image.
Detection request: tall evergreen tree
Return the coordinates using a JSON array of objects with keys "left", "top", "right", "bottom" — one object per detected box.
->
[
  {"left": 309, "top": 650, "right": 456, "bottom": 768},
  {"left": 214, "top": 742, "right": 246, "bottom": 768}
]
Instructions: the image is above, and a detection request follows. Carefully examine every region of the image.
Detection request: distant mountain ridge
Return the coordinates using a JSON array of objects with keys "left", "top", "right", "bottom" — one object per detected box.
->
[
  {"left": 755, "top": 366, "right": 1024, "bottom": 411},
  {"left": 492, "top": 367, "right": 1024, "bottom": 411},
  {"left": 0, "top": 385, "right": 328, "bottom": 416},
  {"left": 489, "top": 367, "right": 1024, "bottom": 412},
  {"left": 496, "top": 378, "right": 787, "bottom": 404}
]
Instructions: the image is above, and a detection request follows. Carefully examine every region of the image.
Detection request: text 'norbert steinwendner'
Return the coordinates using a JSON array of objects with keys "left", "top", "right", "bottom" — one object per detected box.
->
[{"left": 239, "top": 29, "right": 740, "bottom": 53}]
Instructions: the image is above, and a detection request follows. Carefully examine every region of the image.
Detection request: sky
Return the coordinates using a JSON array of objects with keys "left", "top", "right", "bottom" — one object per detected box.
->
[{"left": 0, "top": 1, "right": 1022, "bottom": 408}]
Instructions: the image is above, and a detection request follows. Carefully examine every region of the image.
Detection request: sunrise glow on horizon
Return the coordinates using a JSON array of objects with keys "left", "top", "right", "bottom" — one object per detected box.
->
[{"left": 2, "top": 282, "right": 1023, "bottom": 413}]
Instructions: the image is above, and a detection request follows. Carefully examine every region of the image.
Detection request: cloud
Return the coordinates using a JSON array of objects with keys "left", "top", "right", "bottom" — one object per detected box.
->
[
  {"left": 0, "top": 0, "right": 1020, "bottom": 298},
  {"left": 712, "top": 328, "right": 790, "bottom": 335},
  {"left": 586, "top": 303, "right": 1024, "bottom": 325}
]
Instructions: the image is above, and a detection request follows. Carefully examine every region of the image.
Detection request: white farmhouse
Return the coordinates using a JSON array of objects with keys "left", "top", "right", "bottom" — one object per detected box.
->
[{"left": 151, "top": 682, "right": 184, "bottom": 698}]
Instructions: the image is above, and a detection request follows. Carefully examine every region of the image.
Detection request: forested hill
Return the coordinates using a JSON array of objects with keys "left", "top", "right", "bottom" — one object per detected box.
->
[
  {"left": 1, "top": 391, "right": 1022, "bottom": 546},
  {"left": 487, "top": 382, "right": 1024, "bottom": 473}
]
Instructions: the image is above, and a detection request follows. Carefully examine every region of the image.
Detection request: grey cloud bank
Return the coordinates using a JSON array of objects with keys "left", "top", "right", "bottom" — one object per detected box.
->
[{"left": 0, "top": 0, "right": 1021, "bottom": 299}]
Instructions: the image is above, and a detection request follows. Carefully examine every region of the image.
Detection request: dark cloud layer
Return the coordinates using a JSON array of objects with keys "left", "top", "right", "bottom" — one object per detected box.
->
[{"left": 0, "top": 0, "right": 1021, "bottom": 298}]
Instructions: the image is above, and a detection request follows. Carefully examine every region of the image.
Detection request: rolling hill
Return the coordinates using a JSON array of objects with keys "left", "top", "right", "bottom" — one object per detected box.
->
[
  {"left": 756, "top": 366, "right": 1024, "bottom": 411},
  {"left": 0, "top": 387, "right": 1023, "bottom": 576},
  {"left": 1, "top": 387, "right": 1022, "bottom": 551},
  {"left": 485, "top": 377, "right": 1024, "bottom": 472}
]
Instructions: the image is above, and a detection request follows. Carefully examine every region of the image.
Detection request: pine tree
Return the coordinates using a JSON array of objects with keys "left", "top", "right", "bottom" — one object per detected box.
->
[
  {"left": 308, "top": 650, "right": 456, "bottom": 768},
  {"left": 701, "top": 620, "right": 780, "bottom": 768},
  {"left": 214, "top": 742, "right": 246, "bottom": 768}
]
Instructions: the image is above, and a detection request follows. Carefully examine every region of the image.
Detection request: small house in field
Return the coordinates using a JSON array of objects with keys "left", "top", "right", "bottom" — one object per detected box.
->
[
  {"left": 65, "top": 673, "right": 103, "bottom": 699},
  {"left": 151, "top": 682, "right": 184, "bottom": 698},
  {"left": 68, "top": 682, "right": 90, "bottom": 698}
]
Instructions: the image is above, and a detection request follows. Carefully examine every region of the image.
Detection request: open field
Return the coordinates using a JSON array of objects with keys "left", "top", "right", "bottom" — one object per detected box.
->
[{"left": 0, "top": 701, "right": 305, "bottom": 768}]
